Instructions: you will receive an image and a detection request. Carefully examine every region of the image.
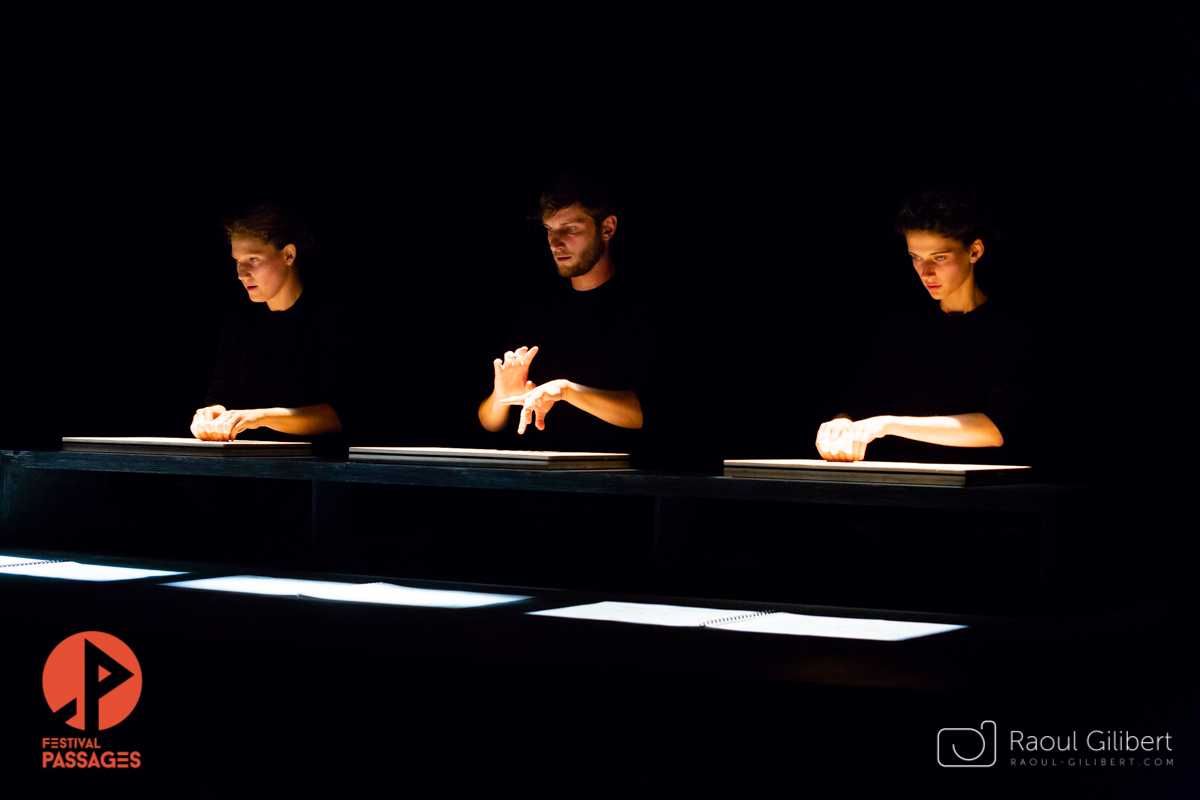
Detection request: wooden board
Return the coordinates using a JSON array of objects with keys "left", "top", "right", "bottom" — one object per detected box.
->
[
  {"left": 722, "top": 458, "right": 1031, "bottom": 487},
  {"left": 62, "top": 437, "right": 312, "bottom": 458},
  {"left": 349, "top": 446, "right": 630, "bottom": 470}
]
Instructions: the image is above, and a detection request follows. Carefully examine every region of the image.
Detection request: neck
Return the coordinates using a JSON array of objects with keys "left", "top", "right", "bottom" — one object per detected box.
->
[
  {"left": 267, "top": 276, "right": 304, "bottom": 311},
  {"left": 570, "top": 254, "right": 617, "bottom": 292},
  {"left": 940, "top": 279, "right": 986, "bottom": 314}
]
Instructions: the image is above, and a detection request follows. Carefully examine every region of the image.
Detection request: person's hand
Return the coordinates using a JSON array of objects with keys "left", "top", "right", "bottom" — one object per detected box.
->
[
  {"left": 815, "top": 416, "right": 890, "bottom": 461},
  {"left": 499, "top": 379, "right": 567, "bottom": 434},
  {"left": 190, "top": 405, "right": 227, "bottom": 440},
  {"left": 492, "top": 346, "right": 538, "bottom": 405},
  {"left": 199, "top": 408, "right": 266, "bottom": 441}
]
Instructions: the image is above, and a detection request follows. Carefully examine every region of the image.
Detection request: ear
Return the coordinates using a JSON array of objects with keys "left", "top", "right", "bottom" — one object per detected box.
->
[
  {"left": 601, "top": 214, "right": 618, "bottom": 241},
  {"left": 968, "top": 238, "right": 984, "bottom": 263},
  {"left": 282, "top": 243, "right": 298, "bottom": 265}
]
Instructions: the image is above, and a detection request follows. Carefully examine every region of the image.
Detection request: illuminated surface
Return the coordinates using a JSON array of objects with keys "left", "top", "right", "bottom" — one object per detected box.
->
[
  {"left": 531, "top": 602, "right": 965, "bottom": 640},
  {"left": 0, "top": 561, "right": 184, "bottom": 581},
  {"left": 530, "top": 601, "right": 746, "bottom": 627},
  {"left": 713, "top": 612, "right": 965, "bottom": 641},
  {"left": 0, "top": 555, "right": 54, "bottom": 567},
  {"left": 165, "top": 576, "right": 529, "bottom": 608}
]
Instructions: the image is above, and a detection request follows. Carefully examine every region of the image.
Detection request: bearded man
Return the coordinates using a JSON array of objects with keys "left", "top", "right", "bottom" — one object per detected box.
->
[{"left": 476, "top": 174, "right": 645, "bottom": 451}]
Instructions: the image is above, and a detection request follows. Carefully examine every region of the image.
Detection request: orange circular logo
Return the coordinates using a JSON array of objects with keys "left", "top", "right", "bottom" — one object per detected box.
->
[{"left": 43, "top": 632, "right": 142, "bottom": 731}]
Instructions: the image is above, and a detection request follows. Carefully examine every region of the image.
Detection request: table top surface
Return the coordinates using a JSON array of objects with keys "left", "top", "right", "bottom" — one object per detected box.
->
[{"left": 3, "top": 448, "right": 1096, "bottom": 511}]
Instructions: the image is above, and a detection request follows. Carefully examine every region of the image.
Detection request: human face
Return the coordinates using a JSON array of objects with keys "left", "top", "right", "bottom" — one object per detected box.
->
[
  {"left": 544, "top": 203, "right": 608, "bottom": 278},
  {"left": 906, "top": 230, "right": 983, "bottom": 305},
  {"left": 231, "top": 236, "right": 298, "bottom": 308}
]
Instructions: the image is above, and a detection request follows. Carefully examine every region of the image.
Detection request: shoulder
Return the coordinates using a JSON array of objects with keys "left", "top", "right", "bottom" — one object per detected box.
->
[{"left": 968, "top": 297, "right": 1037, "bottom": 343}]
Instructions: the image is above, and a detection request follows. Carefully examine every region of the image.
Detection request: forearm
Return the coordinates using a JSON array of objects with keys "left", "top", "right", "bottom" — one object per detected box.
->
[
  {"left": 256, "top": 403, "right": 343, "bottom": 436},
  {"left": 563, "top": 382, "right": 643, "bottom": 429},
  {"left": 478, "top": 392, "right": 510, "bottom": 432},
  {"left": 881, "top": 413, "right": 1003, "bottom": 448}
]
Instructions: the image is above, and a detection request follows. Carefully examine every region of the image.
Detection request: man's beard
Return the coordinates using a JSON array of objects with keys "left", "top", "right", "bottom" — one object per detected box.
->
[{"left": 554, "top": 230, "right": 606, "bottom": 278}]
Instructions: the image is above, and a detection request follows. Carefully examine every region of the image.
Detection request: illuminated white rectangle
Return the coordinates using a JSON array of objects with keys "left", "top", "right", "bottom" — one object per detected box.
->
[
  {"left": 529, "top": 601, "right": 746, "bottom": 627},
  {"left": 0, "top": 562, "right": 184, "bottom": 581},
  {"left": 0, "top": 555, "right": 55, "bottom": 567},
  {"left": 298, "top": 582, "right": 529, "bottom": 608},
  {"left": 165, "top": 576, "right": 339, "bottom": 596},
  {"left": 528, "top": 602, "right": 965, "bottom": 641},
  {"left": 714, "top": 613, "right": 965, "bottom": 641},
  {"left": 165, "top": 576, "right": 529, "bottom": 608}
]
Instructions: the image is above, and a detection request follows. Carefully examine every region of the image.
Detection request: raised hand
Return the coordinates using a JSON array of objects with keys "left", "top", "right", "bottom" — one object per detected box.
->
[
  {"left": 499, "top": 378, "right": 568, "bottom": 434},
  {"left": 492, "top": 345, "right": 538, "bottom": 404}
]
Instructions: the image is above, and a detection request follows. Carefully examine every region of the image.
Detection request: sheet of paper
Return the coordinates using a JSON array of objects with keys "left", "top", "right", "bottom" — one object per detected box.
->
[
  {"left": 529, "top": 601, "right": 748, "bottom": 627},
  {"left": 165, "top": 576, "right": 359, "bottom": 596},
  {"left": 0, "top": 562, "right": 185, "bottom": 581},
  {"left": 165, "top": 576, "right": 529, "bottom": 608},
  {"left": 0, "top": 555, "right": 55, "bottom": 567},
  {"left": 712, "top": 612, "right": 965, "bottom": 641},
  {"left": 297, "top": 582, "right": 529, "bottom": 608}
]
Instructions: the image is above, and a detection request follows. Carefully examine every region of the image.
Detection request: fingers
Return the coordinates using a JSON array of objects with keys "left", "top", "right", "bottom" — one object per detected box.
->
[
  {"left": 535, "top": 397, "right": 553, "bottom": 430},
  {"left": 523, "top": 345, "right": 538, "bottom": 366},
  {"left": 518, "top": 403, "right": 533, "bottom": 435},
  {"left": 493, "top": 358, "right": 502, "bottom": 379}
]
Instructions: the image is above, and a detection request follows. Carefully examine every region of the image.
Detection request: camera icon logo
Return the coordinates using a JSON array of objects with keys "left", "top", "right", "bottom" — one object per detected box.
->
[{"left": 937, "top": 720, "right": 997, "bottom": 767}]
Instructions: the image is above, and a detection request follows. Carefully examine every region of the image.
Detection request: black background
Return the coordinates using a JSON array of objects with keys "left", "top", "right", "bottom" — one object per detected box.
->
[
  {"left": 0, "top": 6, "right": 1195, "bottom": 793},
  {"left": 3, "top": 5, "right": 1190, "bottom": 484}
]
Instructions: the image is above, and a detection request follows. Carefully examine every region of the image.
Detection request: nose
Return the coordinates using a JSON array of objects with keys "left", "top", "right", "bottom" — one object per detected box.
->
[
  {"left": 921, "top": 263, "right": 937, "bottom": 278},
  {"left": 548, "top": 231, "right": 564, "bottom": 250}
]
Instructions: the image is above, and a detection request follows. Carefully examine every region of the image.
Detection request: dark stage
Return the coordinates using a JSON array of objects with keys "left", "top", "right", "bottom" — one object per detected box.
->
[{"left": 1, "top": 5, "right": 1195, "bottom": 796}]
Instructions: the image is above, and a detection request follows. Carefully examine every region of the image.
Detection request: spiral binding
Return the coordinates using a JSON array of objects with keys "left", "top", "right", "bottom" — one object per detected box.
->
[
  {"left": 701, "top": 610, "right": 777, "bottom": 628},
  {"left": 0, "top": 558, "right": 66, "bottom": 570}
]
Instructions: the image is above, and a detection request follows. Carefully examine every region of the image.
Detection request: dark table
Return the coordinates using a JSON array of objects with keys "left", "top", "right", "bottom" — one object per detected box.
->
[{"left": 2, "top": 449, "right": 1098, "bottom": 607}]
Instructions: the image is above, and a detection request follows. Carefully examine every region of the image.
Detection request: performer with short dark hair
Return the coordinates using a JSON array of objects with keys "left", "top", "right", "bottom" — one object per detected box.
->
[
  {"left": 477, "top": 175, "right": 645, "bottom": 450},
  {"left": 815, "top": 187, "right": 1030, "bottom": 464}
]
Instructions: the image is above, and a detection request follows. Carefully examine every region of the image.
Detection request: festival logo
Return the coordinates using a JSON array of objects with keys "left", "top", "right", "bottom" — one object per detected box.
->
[{"left": 42, "top": 632, "right": 142, "bottom": 731}]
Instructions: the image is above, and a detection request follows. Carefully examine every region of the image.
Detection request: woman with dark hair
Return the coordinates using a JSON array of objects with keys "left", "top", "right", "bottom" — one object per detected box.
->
[
  {"left": 814, "top": 187, "right": 1030, "bottom": 465},
  {"left": 190, "top": 204, "right": 344, "bottom": 443}
]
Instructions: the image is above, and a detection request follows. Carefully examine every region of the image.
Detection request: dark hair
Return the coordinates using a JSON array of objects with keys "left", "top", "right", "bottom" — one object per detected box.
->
[
  {"left": 535, "top": 173, "right": 619, "bottom": 226},
  {"left": 222, "top": 204, "right": 314, "bottom": 263},
  {"left": 894, "top": 186, "right": 991, "bottom": 248}
]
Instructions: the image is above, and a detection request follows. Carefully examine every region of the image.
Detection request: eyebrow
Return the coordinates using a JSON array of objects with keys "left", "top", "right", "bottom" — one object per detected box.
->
[{"left": 910, "top": 250, "right": 954, "bottom": 256}]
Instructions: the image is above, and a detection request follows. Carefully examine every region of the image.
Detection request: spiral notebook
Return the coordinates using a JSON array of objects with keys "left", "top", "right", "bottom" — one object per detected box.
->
[
  {"left": 723, "top": 459, "right": 1031, "bottom": 487},
  {"left": 529, "top": 601, "right": 964, "bottom": 641},
  {"left": 349, "top": 446, "right": 629, "bottom": 470},
  {"left": 62, "top": 437, "right": 312, "bottom": 457}
]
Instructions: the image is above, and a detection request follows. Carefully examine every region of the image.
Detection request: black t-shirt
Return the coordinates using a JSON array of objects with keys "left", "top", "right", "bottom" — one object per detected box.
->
[
  {"left": 204, "top": 290, "right": 347, "bottom": 442},
  {"left": 841, "top": 298, "right": 1033, "bottom": 465},
  {"left": 496, "top": 273, "right": 647, "bottom": 454}
]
